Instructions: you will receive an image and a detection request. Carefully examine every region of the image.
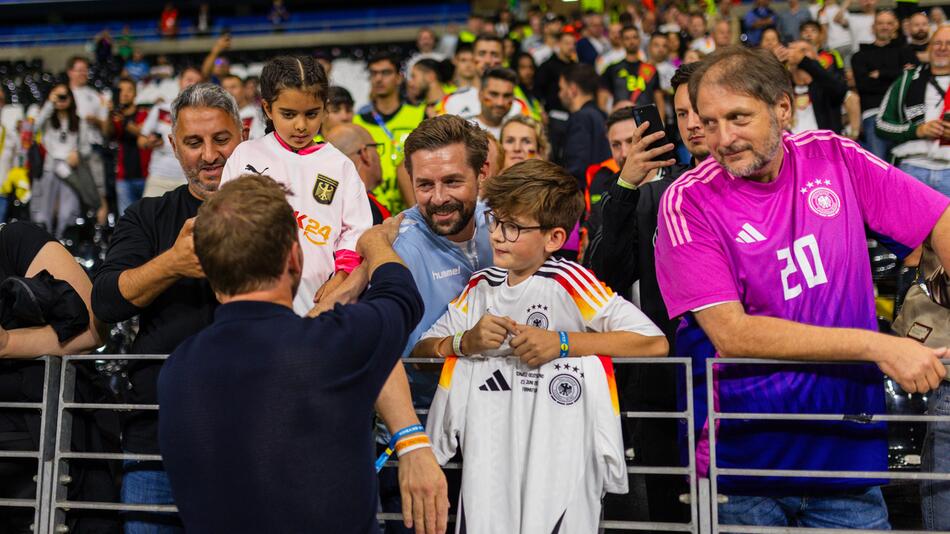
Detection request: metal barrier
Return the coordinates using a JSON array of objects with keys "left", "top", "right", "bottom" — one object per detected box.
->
[
  {"left": 0, "top": 355, "right": 701, "bottom": 533},
  {"left": 706, "top": 357, "right": 950, "bottom": 534}
]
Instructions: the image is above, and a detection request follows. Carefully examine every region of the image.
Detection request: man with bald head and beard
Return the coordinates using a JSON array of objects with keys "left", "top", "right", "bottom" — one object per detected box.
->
[{"left": 93, "top": 82, "right": 244, "bottom": 531}]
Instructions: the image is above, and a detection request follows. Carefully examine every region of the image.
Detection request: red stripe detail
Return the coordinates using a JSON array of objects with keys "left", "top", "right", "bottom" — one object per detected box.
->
[{"left": 549, "top": 263, "right": 604, "bottom": 306}]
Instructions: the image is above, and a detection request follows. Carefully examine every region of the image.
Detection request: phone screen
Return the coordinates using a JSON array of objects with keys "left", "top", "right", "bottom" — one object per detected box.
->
[{"left": 632, "top": 104, "right": 673, "bottom": 159}]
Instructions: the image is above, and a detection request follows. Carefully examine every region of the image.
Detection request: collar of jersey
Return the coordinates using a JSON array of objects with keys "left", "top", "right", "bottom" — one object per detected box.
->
[{"left": 273, "top": 131, "right": 324, "bottom": 155}]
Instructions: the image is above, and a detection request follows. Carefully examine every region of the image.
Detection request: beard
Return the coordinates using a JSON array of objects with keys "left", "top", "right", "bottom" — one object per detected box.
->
[
  {"left": 422, "top": 199, "right": 476, "bottom": 237},
  {"left": 183, "top": 158, "right": 225, "bottom": 200},
  {"left": 714, "top": 112, "right": 783, "bottom": 178},
  {"left": 912, "top": 30, "right": 929, "bottom": 41}
]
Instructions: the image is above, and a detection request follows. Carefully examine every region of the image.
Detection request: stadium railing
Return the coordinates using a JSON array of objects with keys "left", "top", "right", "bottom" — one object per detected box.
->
[
  {"left": 706, "top": 357, "right": 950, "bottom": 534},
  {"left": 5, "top": 355, "right": 701, "bottom": 533}
]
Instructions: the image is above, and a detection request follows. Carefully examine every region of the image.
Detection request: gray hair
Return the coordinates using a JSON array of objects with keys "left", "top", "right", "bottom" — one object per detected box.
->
[{"left": 170, "top": 82, "right": 242, "bottom": 132}]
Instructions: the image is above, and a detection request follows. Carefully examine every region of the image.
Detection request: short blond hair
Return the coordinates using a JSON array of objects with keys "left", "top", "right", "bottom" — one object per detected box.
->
[{"left": 500, "top": 115, "right": 550, "bottom": 160}]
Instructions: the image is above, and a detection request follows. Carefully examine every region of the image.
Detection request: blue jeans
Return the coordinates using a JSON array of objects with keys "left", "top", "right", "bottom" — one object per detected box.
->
[
  {"left": 116, "top": 178, "right": 146, "bottom": 216},
  {"left": 121, "top": 463, "right": 182, "bottom": 534},
  {"left": 718, "top": 487, "right": 890, "bottom": 529},
  {"left": 900, "top": 163, "right": 950, "bottom": 198},
  {"left": 861, "top": 115, "right": 893, "bottom": 161},
  {"left": 922, "top": 381, "right": 950, "bottom": 530}
]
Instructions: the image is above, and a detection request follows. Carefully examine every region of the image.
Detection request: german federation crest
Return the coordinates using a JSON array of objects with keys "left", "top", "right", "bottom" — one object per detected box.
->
[
  {"left": 525, "top": 304, "right": 549, "bottom": 330},
  {"left": 313, "top": 175, "right": 339, "bottom": 205},
  {"left": 800, "top": 179, "right": 840, "bottom": 218},
  {"left": 549, "top": 374, "right": 582, "bottom": 405}
]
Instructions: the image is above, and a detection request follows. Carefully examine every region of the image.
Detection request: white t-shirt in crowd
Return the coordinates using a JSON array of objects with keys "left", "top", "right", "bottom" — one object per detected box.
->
[
  {"left": 791, "top": 85, "right": 819, "bottom": 134},
  {"left": 141, "top": 102, "right": 186, "bottom": 181},
  {"left": 819, "top": 4, "right": 855, "bottom": 51},
  {"left": 239, "top": 104, "right": 266, "bottom": 140},
  {"left": 849, "top": 12, "right": 875, "bottom": 46},
  {"left": 71, "top": 85, "right": 107, "bottom": 146}
]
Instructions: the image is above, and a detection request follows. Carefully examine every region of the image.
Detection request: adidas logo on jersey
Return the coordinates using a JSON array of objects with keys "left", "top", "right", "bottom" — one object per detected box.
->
[
  {"left": 735, "top": 223, "right": 767, "bottom": 244},
  {"left": 478, "top": 370, "right": 512, "bottom": 392}
]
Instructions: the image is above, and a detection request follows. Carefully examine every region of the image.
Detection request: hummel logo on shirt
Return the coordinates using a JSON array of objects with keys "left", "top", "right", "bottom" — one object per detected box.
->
[
  {"left": 478, "top": 370, "right": 512, "bottom": 392},
  {"left": 735, "top": 223, "right": 767, "bottom": 244}
]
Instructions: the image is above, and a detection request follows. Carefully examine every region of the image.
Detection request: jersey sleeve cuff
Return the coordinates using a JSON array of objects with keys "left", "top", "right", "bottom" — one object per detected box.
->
[{"left": 333, "top": 249, "right": 363, "bottom": 274}]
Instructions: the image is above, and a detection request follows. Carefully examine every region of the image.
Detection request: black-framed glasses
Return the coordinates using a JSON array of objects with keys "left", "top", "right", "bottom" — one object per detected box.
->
[
  {"left": 353, "top": 142, "right": 385, "bottom": 156},
  {"left": 485, "top": 211, "right": 546, "bottom": 242}
]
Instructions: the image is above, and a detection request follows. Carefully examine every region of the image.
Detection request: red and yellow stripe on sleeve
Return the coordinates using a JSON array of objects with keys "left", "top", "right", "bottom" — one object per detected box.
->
[
  {"left": 438, "top": 357, "right": 458, "bottom": 389},
  {"left": 597, "top": 355, "right": 620, "bottom": 415}
]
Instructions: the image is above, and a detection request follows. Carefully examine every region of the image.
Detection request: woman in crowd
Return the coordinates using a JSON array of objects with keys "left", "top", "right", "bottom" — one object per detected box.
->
[
  {"left": 31, "top": 84, "right": 91, "bottom": 238},
  {"left": 499, "top": 115, "right": 548, "bottom": 170}
]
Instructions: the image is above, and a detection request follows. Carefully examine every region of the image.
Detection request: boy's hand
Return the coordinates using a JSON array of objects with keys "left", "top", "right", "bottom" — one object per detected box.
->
[
  {"left": 510, "top": 325, "right": 562, "bottom": 367},
  {"left": 461, "top": 314, "right": 516, "bottom": 355}
]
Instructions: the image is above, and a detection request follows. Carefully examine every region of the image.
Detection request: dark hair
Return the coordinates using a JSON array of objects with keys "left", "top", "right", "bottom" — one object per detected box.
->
[
  {"left": 560, "top": 63, "right": 599, "bottom": 96},
  {"left": 66, "top": 55, "right": 89, "bottom": 71},
  {"left": 482, "top": 67, "right": 518, "bottom": 87},
  {"left": 48, "top": 84, "right": 79, "bottom": 133},
  {"left": 481, "top": 159, "right": 584, "bottom": 235},
  {"left": 327, "top": 86, "right": 354, "bottom": 109},
  {"left": 415, "top": 58, "right": 455, "bottom": 84},
  {"left": 688, "top": 45, "right": 793, "bottom": 112},
  {"left": 180, "top": 65, "right": 203, "bottom": 79},
  {"left": 474, "top": 33, "right": 504, "bottom": 50},
  {"left": 455, "top": 43, "right": 474, "bottom": 56},
  {"left": 404, "top": 115, "right": 489, "bottom": 176},
  {"left": 194, "top": 174, "right": 297, "bottom": 297},
  {"left": 651, "top": 31, "right": 668, "bottom": 41},
  {"left": 221, "top": 73, "right": 243, "bottom": 84},
  {"left": 260, "top": 55, "right": 329, "bottom": 133},
  {"left": 621, "top": 25, "right": 639, "bottom": 37},
  {"left": 618, "top": 12, "right": 634, "bottom": 26},
  {"left": 800, "top": 20, "right": 821, "bottom": 33},
  {"left": 117, "top": 76, "right": 136, "bottom": 89},
  {"left": 670, "top": 62, "right": 700, "bottom": 92},
  {"left": 367, "top": 51, "right": 402, "bottom": 72},
  {"left": 605, "top": 106, "right": 636, "bottom": 131}
]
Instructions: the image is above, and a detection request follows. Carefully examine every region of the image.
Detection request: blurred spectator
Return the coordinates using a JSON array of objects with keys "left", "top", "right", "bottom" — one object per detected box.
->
[
  {"left": 708, "top": 0, "right": 742, "bottom": 46},
  {"left": 324, "top": 86, "right": 355, "bottom": 134},
  {"left": 512, "top": 53, "right": 543, "bottom": 121},
  {"left": 800, "top": 20, "right": 847, "bottom": 77},
  {"left": 442, "top": 35, "right": 507, "bottom": 119},
  {"left": 111, "top": 78, "right": 149, "bottom": 215},
  {"left": 839, "top": 0, "right": 879, "bottom": 48},
  {"left": 596, "top": 22, "right": 627, "bottom": 74},
  {"left": 94, "top": 29, "right": 113, "bottom": 65},
  {"left": 559, "top": 64, "right": 610, "bottom": 187},
  {"left": 777, "top": 0, "right": 813, "bottom": 43},
  {"left": 472, "top": 68, "right": 519, "bottom": 139},
  {"left": 408, "top": 59, "right": 454, "bottom": 118},
  {"left": 683, "top": 49, "right": 705, "bottom": 64},
  {"left": 535, "top": 30, "right": 577, "bottom": 167},
  {"left": 760, "top": 27, "right": 783, "bottom": 52},
  {"left": 324, "top": 123, "right": 390, "bottom": 224},
  {"left": 783, "top": 41, "right": 849, "bottom": 134},
  {"left": 196, "top": 3, "right": 211, "bottom": 36},
  {"left": 139, "top": 66, "right": 203, "bottom": 198},
  {"left": 459, "top": 13, "right": 483, "bottom": 45},
  {"left": 124, "top": 50, "right": 150, "bottom": 82},
  {"left": 353, "top": 52, "right": 425, "bottom": 214},
  {"left": 31, "top": 85, "right": 90, "bottom": 238},
  {"left": 712, "top": 19, "right": 735, "bottom": 49},
  {"left": 852, "top": 9, "right": 916, "bottom": 158},
  {"left": 269, "top": 0, "right": 290, "bottom": 31},
  {"left": 500, "top": 115, "right": 548, "bottom": 170},
  {"left": 244, "top": 76, "right": 260, "bottom": 107},
  {"left": 744, "top": 0, "right": 777, "bottom": 46},
  {"left": 907, "top": 11, "right": 931, "bottom": 63},
  {"left": 66, "top": 56, "right": 109, "bottom": 221},
  {"left": 313, "top": 51, "right": 333, "bottom": 82},
  {"left": 577, "top": 10, "right": 608, "bottom": 66},
  {"left": 520, "top": 10, "right": 544, "bottom": 53},
  {"left": 601, "top": 26, "right": 665, "bottom": 117},
  {"left": 529, "top": 13, "right": 565, "bottom": 65},
  {"left": 647, "top": 33, "right": 676, "bottom": 95},
  {"left": 687, "top": 14, "right": 715, "bottom": 54},
  {"left": 666, "top": 31, "right": 682, "bottom": 65},
  {"left": 820, "top": 0, "right": 856, "bottom": 64},
  {"left": 931, "top": 7, "right": 947, "bottom": 31},
  {"left": 117, "top": 25, "right": 134, "bottom": 61},
  {"left": 201, "top": 34, "right": 232, "bottom": 84},
  {"left": 221, "top": 74, "right": 264, "bottom": 140},
  {"left": 159, "top": 2, "right": 179, "bottom": 39},
  {"left": 407, "top": 28, "right": 445, "bottom": 73},
  {"left": 894, "top": 0, "right": 921, "bottom": 22},
  {"left": 877, "top": 26, "right": 950, "bottom": 196},
  {"left": 453, "top": 44, "right": 478, "bottom": 90}
]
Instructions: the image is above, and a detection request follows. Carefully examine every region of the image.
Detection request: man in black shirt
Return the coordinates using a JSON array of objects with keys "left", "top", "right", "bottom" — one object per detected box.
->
[
  {"left": 587, "top": 63, "right": 708, "bottom": 528},
  {"left": 159, "top": 175, "right": 422, "bottom": 533},
  {"left": 907, "top": 11, "right": 931, "bottom": 63},
  {"left": 92, "top": 82, "right": 243, "bottom": 531},
  {"left": 558, "top": 63, "right": 610, "bottom": 186},
  {"left": 534, "top": 30, "right": 577, "bottom": 165},
  {"left": 600, "top": 25, "right": 665, "bottom": 118},
  {"left": 852, "top": 9, "right": 918, "bottom": 158}
]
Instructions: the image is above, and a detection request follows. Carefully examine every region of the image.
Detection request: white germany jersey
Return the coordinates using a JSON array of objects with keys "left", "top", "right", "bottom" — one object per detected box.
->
[
  {"left": 424, "top": 258, "right": 663, "bottom": 533},
  {"left": 440, "top": 87, "right": 531, "bottom": 125},
  {"left": 221, "top": 133, "right": 372, "bottom": 315}
]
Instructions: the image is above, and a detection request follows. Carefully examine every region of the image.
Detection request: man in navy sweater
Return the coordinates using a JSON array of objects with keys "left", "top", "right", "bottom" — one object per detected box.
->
[{"left": 158, "top": 174, "right": 424, "bottom": 533}]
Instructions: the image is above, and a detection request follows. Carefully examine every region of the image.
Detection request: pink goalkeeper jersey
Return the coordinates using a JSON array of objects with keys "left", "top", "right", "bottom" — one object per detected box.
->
[{"left": 655, "top": 131, "right": 950, "bottom": 491}]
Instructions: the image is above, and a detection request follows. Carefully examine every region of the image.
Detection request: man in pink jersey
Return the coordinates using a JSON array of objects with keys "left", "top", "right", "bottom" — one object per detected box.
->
[{"left": 655, "top": 45, "right": 950, "bottom": 528}]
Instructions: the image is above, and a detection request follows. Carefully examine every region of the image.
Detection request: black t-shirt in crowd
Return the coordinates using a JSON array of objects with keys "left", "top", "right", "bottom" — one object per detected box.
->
[
  {"left": 601, "top": 59, "right": 661, "bottom": 107},
  {"left": 91, "top": 185, "right": 217, "bottom": 454},
  {"left": 0, "top": 222, "right": 56, "bottom": 444}
]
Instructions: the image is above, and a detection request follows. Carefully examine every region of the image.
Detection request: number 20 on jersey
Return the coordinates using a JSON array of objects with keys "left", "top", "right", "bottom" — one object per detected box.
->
[{"left": 777, "top": 234, "right": 828, "bottom": 301}]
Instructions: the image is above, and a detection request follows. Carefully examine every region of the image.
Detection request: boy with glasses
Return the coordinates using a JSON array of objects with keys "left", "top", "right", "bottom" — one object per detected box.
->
[{"left": 412, "top": 159, "right": 667, "bottom": 532}]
